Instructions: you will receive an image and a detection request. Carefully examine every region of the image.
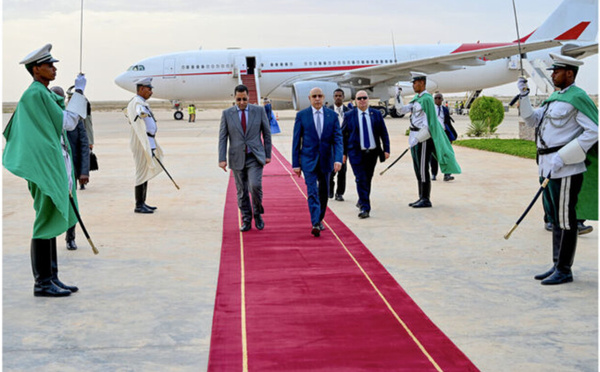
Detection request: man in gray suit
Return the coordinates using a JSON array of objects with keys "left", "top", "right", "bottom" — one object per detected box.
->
[{"left": 219, "top": 85, "right": 272, "bottom": 232}]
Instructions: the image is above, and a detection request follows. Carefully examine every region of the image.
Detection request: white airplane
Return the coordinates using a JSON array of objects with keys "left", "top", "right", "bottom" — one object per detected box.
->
[{"left": 115, "top": 0, "right": 597, "bottom": 120}]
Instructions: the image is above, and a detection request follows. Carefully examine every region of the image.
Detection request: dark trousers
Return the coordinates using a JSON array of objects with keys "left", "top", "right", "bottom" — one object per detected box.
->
[
  {"left": 232, "top": 153, "right": 264, "bottom": 223},
  {"left": 329, "top": 162, "right": 347, "bottom": 197},
  {"left": 351, "top": 150, "right": 379, "bottom": 212},
  {"left": 303, "top": 166, "right": 330, "bottom": 226},
  {"left": 411, "top": 139, "right": 434, "bottom": 199},
  {"left": 542, "top": 174, "right": 583, "bottom": 273}
]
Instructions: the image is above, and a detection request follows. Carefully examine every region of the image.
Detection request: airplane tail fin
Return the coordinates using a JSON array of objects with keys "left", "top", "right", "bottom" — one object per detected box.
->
[{"left": 519, "top": 0, "right": 597, "bottom": 42}]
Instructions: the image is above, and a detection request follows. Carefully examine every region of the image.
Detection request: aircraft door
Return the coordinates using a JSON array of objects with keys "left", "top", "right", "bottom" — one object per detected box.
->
[
  {"left": 235, "top": 55, "right": 247, "bottom": 75},
  {"left": 163, "top": 58, "right": 176, "bottom": 78},
  {"left": 246, "top": 56, "right": 256, "bottom": 75}
]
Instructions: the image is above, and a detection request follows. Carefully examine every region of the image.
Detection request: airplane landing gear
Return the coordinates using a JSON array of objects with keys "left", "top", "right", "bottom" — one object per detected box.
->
[{"left": 172, "top": 100, "right": 183, "bottom": 120}]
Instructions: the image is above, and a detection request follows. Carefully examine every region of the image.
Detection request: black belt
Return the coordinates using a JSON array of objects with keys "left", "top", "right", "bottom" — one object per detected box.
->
[
  {"left": 147, "top": 132, "right": 156, "bottom": 138},
  {"left": 537, "top": 145, "right": 562, "bottom": 155},
  {"left": 409, "top": 126, "right": 420, "bottom": 132},
  {"left": 362, "top": 148, "right": 375, "bottom": 154}
]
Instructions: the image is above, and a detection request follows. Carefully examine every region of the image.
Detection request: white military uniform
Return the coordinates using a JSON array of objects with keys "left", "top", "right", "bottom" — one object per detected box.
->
[
  {"left": 521, "top": 85, "right": 597, "bottom": 178},
  {"left": 126, "top": 95, "right": 164, "bottom": 186}
]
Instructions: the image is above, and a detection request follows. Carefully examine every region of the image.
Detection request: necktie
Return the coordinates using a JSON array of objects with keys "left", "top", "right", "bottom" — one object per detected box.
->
[
  {"left": 241, "top": 109, "right": 247, "bottom": 133},
  {"left": 362, "top": 112, "right": 370, "bottom": 149},
  {"left": 438, "top": 106, "right": 441, "bottom": 116},
  {"left": 316, "top": 111, "right": 322, "bottom": 139}
]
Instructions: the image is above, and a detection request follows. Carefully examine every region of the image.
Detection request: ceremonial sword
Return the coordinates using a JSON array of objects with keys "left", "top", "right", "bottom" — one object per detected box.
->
[
  {"left": 504, "top": 172, "right": 551, "bottom": 240},
  {"left": 154, "top": 154, "right": 180, "bottom": 190},
  {"left": 380, "top": 147, "right": 409, "bottom": 176},
  {"left": 69, "top": 191, "right": 99, "bottom": 254}
]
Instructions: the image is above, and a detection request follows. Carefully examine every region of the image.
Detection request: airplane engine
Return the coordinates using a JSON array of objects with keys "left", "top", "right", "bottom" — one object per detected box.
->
[{"left": 291, "top": 81, "right": 350, "bottom": 110}]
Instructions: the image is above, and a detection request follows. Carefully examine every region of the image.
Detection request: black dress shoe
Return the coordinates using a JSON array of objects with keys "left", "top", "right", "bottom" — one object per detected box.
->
[
  {"left": 335, "top": 194, "right": 344, "bottom": 201},
  {"left": 34, "top": 282, "right": 71, "bottom": 297},
  {"left": 534, "top": 267, "right": 555, "bottom": 280},
  {"left": 66, "top": 239, "right": 78, "bottom": 251},
  {"left": 408, "top": 199, "right": 421, "bottom": 207},
  {"left": 144, "top": 203, "right": 157, "bottom": 211},
  {"left": 544, "top": 222, "right": 553, "bottom": 232},
  {"left": 443, "top": 175, "right": 455, "bottom": 182},
  {"left": 255, "top": 215, "right": 265, "bottom": 230},
  {"left": 53, "top": 279, "right": 79, "bottom": 293},
  {"left": 80, "top": 184, "right": 86, "bottom": 190},
  {"left": 356, "top": 202, "right": 362, "bottom": 209},
  {"left": 240, "top": 222, "right": 252, "bottom": 232},
  {"left": 319, "top": 222, "right": 325, "bottom": 231},
  {"left": 412, "top": 199, "right": 432, "bottom": 208},
  {"left": 311, "top": 225, "right": 320, "bottom": 237},
  {"left": 578, "top": 221, "right": 593, "bottom": 235},
  {"left": 358, "top": 210, "right": 370, "bottom": 219},
  {"left": 432, "top": 175, "right": 437, "bottom": 181},
  {"left": 541, "top": 270, "right": 573, "bottom": 285},
  {"left": 134, "top": 205, "right": 154, "bottom": 214}
]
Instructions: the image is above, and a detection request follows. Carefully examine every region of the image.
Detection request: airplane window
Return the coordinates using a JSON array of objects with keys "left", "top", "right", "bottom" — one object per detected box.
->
[{"left": 211, "top": 64, "right": 214, "bottom": 68}]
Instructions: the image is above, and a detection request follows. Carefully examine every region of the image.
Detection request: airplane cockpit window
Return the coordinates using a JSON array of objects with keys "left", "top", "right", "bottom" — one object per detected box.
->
[{"left": 127, "top": 65, "right": 145, "bottom": 71}]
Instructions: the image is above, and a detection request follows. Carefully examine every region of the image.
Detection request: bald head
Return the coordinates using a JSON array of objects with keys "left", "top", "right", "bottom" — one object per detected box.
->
[{"left": 50, "top": 86, "right": 65, "bottom": 98}]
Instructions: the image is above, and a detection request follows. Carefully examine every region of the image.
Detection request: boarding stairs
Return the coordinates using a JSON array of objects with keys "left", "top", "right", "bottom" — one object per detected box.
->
[
  {"left": 522, "top": 59, "right": 555, "bottom": 96},
  {"left": 240, "top": 74, "right": 261, "bottom": 105},
  {"left": 465, "top": 89, "right": 482, "bottom": 109}
]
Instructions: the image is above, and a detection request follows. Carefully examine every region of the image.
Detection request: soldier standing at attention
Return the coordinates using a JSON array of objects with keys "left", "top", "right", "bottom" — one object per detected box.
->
[
  {"left": 518, "top": 53, "right": 598, "bottom": 285},
  {"left": 3, "top": 44, "right": 88, "bottom": 297},
  {"left": 126, "top": 78, "right": 164, "bottom": 214}
]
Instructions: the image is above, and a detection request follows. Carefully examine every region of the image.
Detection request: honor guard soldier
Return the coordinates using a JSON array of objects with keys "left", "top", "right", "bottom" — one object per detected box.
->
[
  {"left": 395, "top": 73, "right": 461, "bottom": 208},
  {"left": 3, "top": 44, "right": 88, "bottom": 297},
  {"left": 518, "top": 53, "right": 598, "bottom": 285},
  {"left": 126, "top": 77, "right": 164, "bottom": 213}
]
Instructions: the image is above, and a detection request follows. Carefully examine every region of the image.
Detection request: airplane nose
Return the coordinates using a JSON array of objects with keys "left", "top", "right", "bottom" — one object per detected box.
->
[{"left": 114, "top": 72, "right": 133, "bottom": 91}]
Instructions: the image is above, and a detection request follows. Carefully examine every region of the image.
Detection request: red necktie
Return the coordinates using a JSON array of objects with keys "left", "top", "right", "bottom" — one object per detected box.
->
[{"left": 241, "top": 110, "right": 247, "bottom": 133}]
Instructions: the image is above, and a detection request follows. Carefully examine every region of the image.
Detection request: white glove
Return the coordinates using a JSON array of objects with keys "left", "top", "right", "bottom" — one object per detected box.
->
[
  {"left": 74, "top": 73, "right": 86, "bottom": 93},
  {"left": 517, "top": 77, "right": 529, "bottom": 97},
  {"left": 409, "top": 137, "right": 418, "bottom": 148},
  {"left": 549, "top": 153, "right": 564, "bottom": 174}
]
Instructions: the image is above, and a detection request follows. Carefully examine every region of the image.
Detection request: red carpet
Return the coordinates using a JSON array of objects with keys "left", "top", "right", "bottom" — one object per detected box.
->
[{"left": 208, "top": 147, "right": 479, "bottom": 371}]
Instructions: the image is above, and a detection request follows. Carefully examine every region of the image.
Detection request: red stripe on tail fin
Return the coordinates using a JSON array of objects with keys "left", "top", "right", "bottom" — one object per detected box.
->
[{"left": 554, "top": 21, "right": 591, "bottom": 40}]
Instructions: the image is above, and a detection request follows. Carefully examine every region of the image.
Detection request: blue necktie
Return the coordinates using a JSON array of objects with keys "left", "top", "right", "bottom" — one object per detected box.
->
[
  {"left": 316, "top": 111, "right": 322, "bottom": 139},
  {"left": 362, "top": 112, "right": 370, "bottom": 149}
]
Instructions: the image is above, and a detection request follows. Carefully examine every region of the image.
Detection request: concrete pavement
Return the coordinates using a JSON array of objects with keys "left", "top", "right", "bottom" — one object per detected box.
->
[{"left": 3, "top": 107, "right": 597, "bottom": 371}]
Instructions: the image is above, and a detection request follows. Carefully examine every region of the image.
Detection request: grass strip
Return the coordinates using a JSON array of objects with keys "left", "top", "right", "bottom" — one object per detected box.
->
[{"left": 453, "top": 139, "right": 536, "bottom": 159}]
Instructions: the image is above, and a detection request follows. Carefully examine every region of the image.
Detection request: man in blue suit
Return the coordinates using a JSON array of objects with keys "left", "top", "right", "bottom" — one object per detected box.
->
[
  {"left": 292, "top": 87, "right": 343, "bottom": 237},
  {"left": 342, "top": 90, "right": 390, "bottom": 219}
]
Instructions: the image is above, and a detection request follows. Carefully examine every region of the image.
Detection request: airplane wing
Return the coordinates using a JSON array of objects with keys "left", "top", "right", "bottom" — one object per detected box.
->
[
  {"left": 283, "top": 40, "right": 562, "bottom": 89},
  {"left": 560, "top": 42, "right": 598, "bottom": 59}
]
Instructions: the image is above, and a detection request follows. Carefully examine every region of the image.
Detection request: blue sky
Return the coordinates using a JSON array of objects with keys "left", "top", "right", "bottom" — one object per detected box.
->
[{"left": 3, "top": 0, "right": 597, "bottom": 101}]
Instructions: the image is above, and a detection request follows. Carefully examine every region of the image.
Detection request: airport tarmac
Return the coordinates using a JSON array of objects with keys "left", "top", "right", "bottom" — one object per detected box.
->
[{"left": 2, "top": 107, "right": 597, "bottom": 371}]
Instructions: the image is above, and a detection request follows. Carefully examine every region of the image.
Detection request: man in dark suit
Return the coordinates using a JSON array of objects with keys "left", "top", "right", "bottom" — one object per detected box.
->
[
  {"left": 328, "top": 88, "right": 351, "bottom": 201},
  {"left": 292, "top": 87, "right": 343, "bottom": 237},
  {"left": 342, "top": 90, "right": 390, "bottom": 219},
  {"left": 431, "top": 92, "right": 457, "bottom": 182},
  {"left": 219, "top": 85, "right": 272, "bottom": 232}
]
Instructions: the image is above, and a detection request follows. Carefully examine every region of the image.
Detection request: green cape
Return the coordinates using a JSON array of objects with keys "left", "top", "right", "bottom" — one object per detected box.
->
[
  {"left": 3, "top": 81, "right": 78, "bottom": 239},
  {"left": 411, "top": 92, "right": 462, "bottom": 174},
  {"left": 543, "top": 85, "right": 598, "bottom": 221}
]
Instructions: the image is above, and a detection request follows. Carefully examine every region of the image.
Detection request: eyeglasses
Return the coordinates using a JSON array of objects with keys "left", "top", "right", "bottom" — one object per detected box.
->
[
  {"left": 236, "top": 97, "right": 248, "bottom": 102},
  {"left": 356, "top": 97, "right": 368, "bottom": 101},
  {"left": 311, "top": 94, "right": 323, "bottom": 98}
]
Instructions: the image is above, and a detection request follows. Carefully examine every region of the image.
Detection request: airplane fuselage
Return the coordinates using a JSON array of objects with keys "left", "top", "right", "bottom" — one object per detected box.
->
[{"left": 115, "top": 44, "right": 530, "bottom": 104}]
